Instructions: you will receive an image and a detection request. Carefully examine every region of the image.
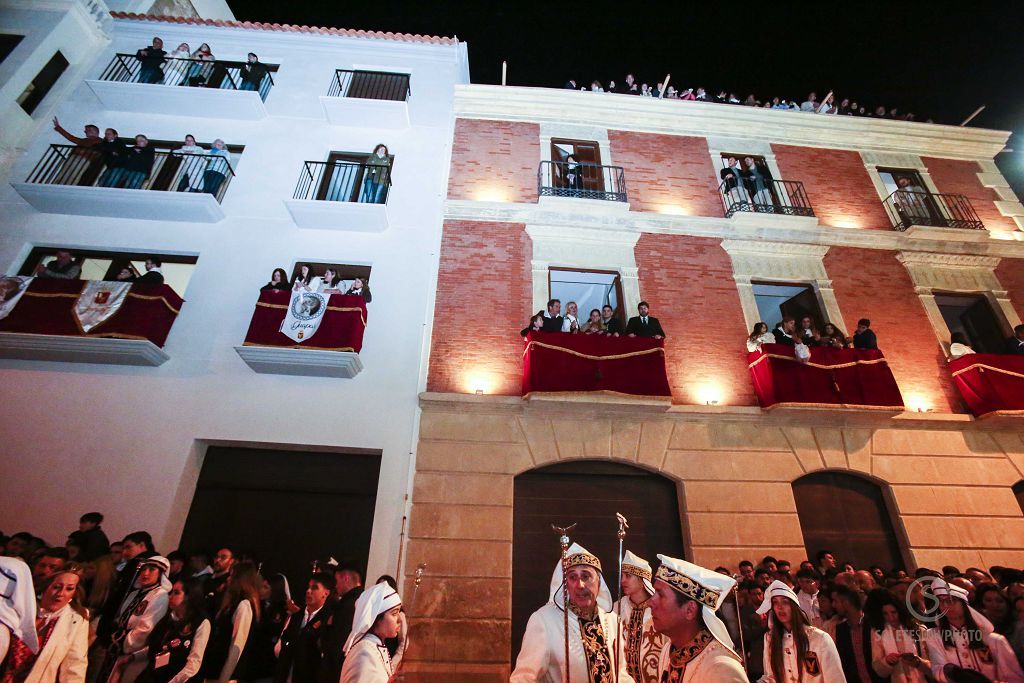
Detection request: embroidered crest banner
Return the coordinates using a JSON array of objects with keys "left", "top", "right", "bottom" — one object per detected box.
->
[
  {"left": 0, "top": 276, "right": 33, "bottom": 321},
  {"left": 74, "top": 281, "right": 132, "bottom": 332},
  {"left": 280, "top": 290, "right": 330, "bottom": 343}
]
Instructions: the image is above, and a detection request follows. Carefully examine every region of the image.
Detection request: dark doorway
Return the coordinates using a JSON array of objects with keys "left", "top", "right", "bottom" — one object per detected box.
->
[
  {"left": 0, "top": 34, "right": 24, "bottom": 65},
  {"left": 551, "top": 138, "right": 604, "bottom": 193},
  {"left": 935, "top": 293, "right": 1007, "bottom": 353},
  {"left": 18, "top": 51, "right": 69, "bottom": 115},
  {"left": 180, "top": 446, "right": 381, "bottom": 591},
  {"left": 792, "top": 471, "right": 906, "bottom": 571},
  {"left": 752, "top": 282, "right": 826, "bottom": 330},
  {"left": 512, "top": 460, "right": 685, "bottom": 664}
]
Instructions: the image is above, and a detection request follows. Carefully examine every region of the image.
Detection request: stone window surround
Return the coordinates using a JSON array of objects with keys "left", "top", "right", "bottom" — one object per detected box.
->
[
  {"left": 720, "top": 239, "right": 848, "bottom": 334},
  {"left": 538, "top": 122, "right": 613, "bottom": 170},
  {"left": 860, "top": 151, "right": 942, "bottom": 207},
  {"left": 896, "top": 251, "right": 1021, "bottom": 355},
  {"left": 705, "top": 137, "right": 785, "bottom": 190}
]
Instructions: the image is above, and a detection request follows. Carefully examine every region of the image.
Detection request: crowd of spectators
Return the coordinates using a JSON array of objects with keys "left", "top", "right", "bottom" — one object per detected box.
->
[
  {"left": 134, "top": 37, "right": 269, "bottom": 92},
  {"left": 0, "top": 515, "right": 403, "bottom": 683},
  {"left": 520, "top": 299, "right": 664, "bottom": 338},
  {"left": 277, "top": 265, "right": 372, "bottom": 302},
  {"left": 564, "top": 73, "right": 935, "bottom": 123}
]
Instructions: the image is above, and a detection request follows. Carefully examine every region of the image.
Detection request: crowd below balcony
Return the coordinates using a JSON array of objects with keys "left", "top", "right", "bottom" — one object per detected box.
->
[{"left": 564, "top": 74, "right": 935, "bottom": 123}]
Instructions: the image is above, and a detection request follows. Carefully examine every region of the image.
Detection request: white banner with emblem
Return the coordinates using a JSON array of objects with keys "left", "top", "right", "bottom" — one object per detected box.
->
[
  {"left": 74, "top": 280, "right": 132, "bottom": 333},
  {"left": 280, "top": 289, "right": 330, "bottom": 343},
  {"left": 0, "top": 276, "right": 33, "bottom": 321}
]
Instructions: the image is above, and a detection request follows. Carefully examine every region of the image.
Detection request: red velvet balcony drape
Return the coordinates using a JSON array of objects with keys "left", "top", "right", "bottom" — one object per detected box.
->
[
  {"left": 242, "top": 290, "right": 367, "bottom": 352},
  {"left": 747, "top": 343, "right": 904, "bottom": 410},
  {"left": 948, "top": 354, "right": 1024, "bottom": 418},
  {"left": 0, "top": 278, "right": 183, "bottom": 346},
  {"left": 522, "top": 331, "right": 672, "bottom": 398}
]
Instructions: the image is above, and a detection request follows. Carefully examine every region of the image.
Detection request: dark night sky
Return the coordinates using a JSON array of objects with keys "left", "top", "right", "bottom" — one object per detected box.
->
[{"left": 227, "top": 0, "right": 1024, "bottom": 196}]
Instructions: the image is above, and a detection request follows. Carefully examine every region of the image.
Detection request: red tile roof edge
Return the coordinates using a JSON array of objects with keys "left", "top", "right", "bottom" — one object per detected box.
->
[{"left": 110, "top": 12, "right": 459, "bottom": 46}]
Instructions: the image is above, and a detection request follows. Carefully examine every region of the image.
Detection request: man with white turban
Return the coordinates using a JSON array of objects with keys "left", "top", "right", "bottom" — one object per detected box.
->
[
  {"left": 648, "top": 555, "right": 748, "bottom": 682},
  {"left": 511, "top": 542, "right": 634, "bottom": 682},
  {"left": 614, "top": 550, "right": 665, "bottom": 683}
]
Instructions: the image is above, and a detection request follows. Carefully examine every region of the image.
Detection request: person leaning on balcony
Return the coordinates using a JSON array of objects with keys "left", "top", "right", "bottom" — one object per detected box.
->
[
  {"left": 135, "top": 257, "right": 164, "bottom": 287},
  {"left": 51, "top": 118, "right": 102, "bottom": 185},
  {"left": 361, "top": 144, "right": 390, "bottom": 204},
  {"left": 561, "top": 301, "right": 580, "bottom": 333},
  {"left": 818, "top": 323, "right": 847, "bottom": 349},
  {"left": 344, "top": 277, "right": 372, "bottom": 303},
  {"left": 562, "top": 154, "right": 583, "bottom": 191},
  {"left": 173, "top": 134, "right": 205, "bottom": 192},
  {"left": 772, "top": 318, "right": 797, "bottom": 346},
  {"left": 1004, "top": 324, "right": 1024, "bottom": 355},
  {"left": 720, "top": 157, "right": 744, "bottom": 196},
  {"left": 852, "top": 319, "right": 878, "bottom": 350},
  {"left": 581, "top": 309, "right": 605, "bottom": 334},
  {"left": 239, "top": 53, "right": 268, "bottom": 92},
  {"left": 184, "top": 44, "right": 214, "bottom": 87},
  {"left": 168, "top": 42, "right": 190, "bottom": 60},
  {"left": 743, "top": 156, "right": 773, "bottom": 205},
  {"left": 542, "top": 298, "right": 565, "bottom": 332},
  {"left": 262, "top": 269, "right": 291, "bottom": 292},
  {"left": 115, "top": 135, "right": 156, "bottom": 190},
  {"left": 34, "top": 251, "right": 81, "bottom": 280},
  {"left": 292, "top": 265, "right": 314, "bottom": 292},
  {"left": 601, "top": 305, "right": 622, "bottom": 336},
  {"left": 520, "top": 311, "right": 545, "bottom": 338},
  {"left": 95, "top": 129, "right": 130, "bottom": 188},
  {"left": 625, "top": 301, "right": 665, "bottom": 339},
  {"left": 202, "top": 140, "right": 230, "bottom": 197},
  {"left": 746, "top": 322, "right": 776, "bottom": 352},
  {"left": 136, "top": 37, "right": 167, "bottom": 85},
  {"left": 949, "top": 333, "right": 976, "bottom": 360}
]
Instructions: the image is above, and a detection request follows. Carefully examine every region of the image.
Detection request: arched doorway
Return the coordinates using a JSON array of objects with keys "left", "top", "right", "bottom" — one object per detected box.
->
[
  {"left": 511, "top": 460, "right": 686, "bottom": 663},
  {"left": 792, "top": 470, "right": 906, "bottom": 570}
]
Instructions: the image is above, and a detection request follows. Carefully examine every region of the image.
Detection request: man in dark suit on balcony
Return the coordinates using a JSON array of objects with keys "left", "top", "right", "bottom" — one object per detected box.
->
[
  {"left": 601, "top": 304, "right": 623, "bottom": 336},
  {"left": 135, "top": 257, "right": 164, "bottom": 286},
  {"left": 625, "top": 301, "right": 665, "bottom": 339},
  {"left": 542, "top": 298, "right": 564, "bottom": 332},
  {"left": 1005, "top": 324, "right": 1024, "bottom": 355}
]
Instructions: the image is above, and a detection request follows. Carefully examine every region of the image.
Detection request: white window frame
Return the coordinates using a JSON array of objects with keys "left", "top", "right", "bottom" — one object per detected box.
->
[{"left": 860, "top": 151, "right": 941, "bottom": 204}]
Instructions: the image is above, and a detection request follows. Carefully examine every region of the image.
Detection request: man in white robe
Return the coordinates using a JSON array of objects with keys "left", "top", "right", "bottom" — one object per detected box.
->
[
  {"left": 511, "top": 542, "right": 634, "bottom": 683},
  {"left": 648, "top": 555, "right": 748, "bottom": 683},
  {"left": 613, "top": 551, "right": 665, "bottom": 683}
]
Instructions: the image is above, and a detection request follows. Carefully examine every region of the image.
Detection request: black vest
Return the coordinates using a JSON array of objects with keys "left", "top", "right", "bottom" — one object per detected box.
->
[
  {"left": 200, "top": 602, "right": 256, "bottom": 680},
  {"left": 141, "top": 615, "right": 208, "bottom": 683}
]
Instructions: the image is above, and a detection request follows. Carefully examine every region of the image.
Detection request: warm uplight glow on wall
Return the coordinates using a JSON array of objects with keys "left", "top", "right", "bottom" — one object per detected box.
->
[
  {"left": 657, "top": 204, "right": 690, "bottom": 216},
  {"left": 905, "top": 394, "right": 933, "bottom": 413},
  {"left": 831, "top": 217, "right": 863, "bottom": 229},
  {"left": 695, "top": 384, "right": 724, "bottom": 405},
  {"left": 475, "top": 187, "right": 509, "bottom": 203},
  {"left": 990, "top": 230, "right": 1024, "bottom": 241},
  {"left": 464, "top": 371, "right": 496, "bottom": 395}
]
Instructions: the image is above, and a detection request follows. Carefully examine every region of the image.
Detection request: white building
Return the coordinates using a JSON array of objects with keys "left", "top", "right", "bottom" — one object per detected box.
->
[{"left": 0, "top": 4, "right": 469, "bottom": 586}]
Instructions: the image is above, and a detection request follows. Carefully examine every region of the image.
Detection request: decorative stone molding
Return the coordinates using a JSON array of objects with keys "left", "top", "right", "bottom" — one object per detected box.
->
[{"left": 977, "top": 160, "right": 1024, "bottom": 231}]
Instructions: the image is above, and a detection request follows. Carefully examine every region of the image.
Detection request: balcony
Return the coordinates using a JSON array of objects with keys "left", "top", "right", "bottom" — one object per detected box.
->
[
  {"left": 320, "top": 69, "right": 411, "bottom": 128},
  {"left": 0, "top": 279, "right": 183, "bottom": 366},
  {"left": 11, "top": 145, "right": 234, "bottom": 223},
  {"left": 538, "top": 160, "right": 627, "bottom": 204},
  {"left": 882, "top": 189, "right": 987, "bottom": 240},
  {"left": 234, "top": 289, "right": 366, "bottom": 378},
  {"left": 86, "top": 54, "right": 276, "bottom": 120},
  {"left": 284, "top": 159, "right": 391, "bottom": 231},
  {"left": 719, "top": 178, "right": 815, "bottom": 221},
  {"left": 948, "top": 353, "right": 1024, "bottom": 419}
]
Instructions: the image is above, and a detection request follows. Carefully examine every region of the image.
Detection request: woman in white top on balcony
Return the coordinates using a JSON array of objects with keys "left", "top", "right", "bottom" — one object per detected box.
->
[
  {"left": 173, "top": 134, "right": 204, "bottom": 192},
  {"left": 168, "top": 43, "right": 190, "bottom": 60},
  {"left": 317, "top": 269, "right": 341, "bottom": 295},
  {"left": 202, "top": 140, "right": 230, "bottom": 197},
  {"left": 291, "top": 265, "right": 314, "bottom": 292},
  {"left": 185, "top": 43, "right": 214, "bottom": 87},
  {"left": 746, "top": 322, "right": 776, "bottom": 352},
  {"left": 561, "top": 301, "right": 580, "bottom": 333},
  {"left": 949, "top": 333, "right": 976, "bottom": 360}
]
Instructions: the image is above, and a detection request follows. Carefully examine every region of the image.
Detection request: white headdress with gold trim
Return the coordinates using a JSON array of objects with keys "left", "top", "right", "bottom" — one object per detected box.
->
[
  {"left": 655, "top": 555, "right": 739, "bottom": 658},
  {"left": 548, "top": 542, "right": 613, "bottom": 612}
]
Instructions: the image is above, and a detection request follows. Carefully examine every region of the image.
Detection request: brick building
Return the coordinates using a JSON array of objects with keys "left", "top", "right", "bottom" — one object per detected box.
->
[{"left": 405, "top": 85, "right": 1024, "bottom": 680}]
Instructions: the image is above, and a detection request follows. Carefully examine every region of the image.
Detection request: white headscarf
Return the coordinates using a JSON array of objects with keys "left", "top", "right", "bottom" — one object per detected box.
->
[
  {"left": 756, "top": 580, "right": 809, "bottom": 627},
  {"left": 930, "top": 578, "right": 995, "bottom": 635},
  {"left": 548, "top": 542, "right": 613, "bottom": 613},
  {"left": 343, "top": 582, "right": 402, "bottom": 655},
  {"left": 0, "top": 557, "right": 39, "bottom": 654},
  {"left": 622, "top": 550, "right": 655, "bottom": 597},
  {"left": 655, "top": 554, "right": 739, "bottom": 659},
  {"left": 137, "top": 555, "right": 173, "bottom": 592}
]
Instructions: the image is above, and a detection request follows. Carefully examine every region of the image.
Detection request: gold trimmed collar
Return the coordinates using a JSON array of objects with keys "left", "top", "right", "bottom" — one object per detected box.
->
[{"left": 654, "top": 565, "right": 720, "bottom": 609}]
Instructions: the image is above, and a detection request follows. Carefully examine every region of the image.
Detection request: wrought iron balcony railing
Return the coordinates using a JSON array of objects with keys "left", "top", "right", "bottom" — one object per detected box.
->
[
  {"left": 327, "top": 69, "right": 411, "bottom": 102},
  {"left": 25, "top": 144, "right": 235, "bottom": 203},
  {"left": 538, "top": 160, "right": 627, "bottom": 202},
  {"left": 882, "top": 189, "right": 985, "bottom": 231},
  {"left": 293, "top": 159, "right": 392, "bottom": 204},
  {"left": 719, "top": 178, "right": 814, "bottom": 218},
  {"left": 97, "top": 53, "right": 276, "bottom": 101}
]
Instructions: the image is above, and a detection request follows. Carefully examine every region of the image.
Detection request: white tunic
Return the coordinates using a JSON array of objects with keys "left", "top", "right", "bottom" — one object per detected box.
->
[
  {"left": 870, "top": 625, "right": 929, "bottom": 683},
  {"left": 109, "top": 586, "right": 169, "bottom": 683},
  {"left": 614, "top": 596, "right": 665, "bottom": 683},
  {"left": 656, "top": 636, "right": 748, "bottom": 683},
  {"left": 339, "top": 634, "right": 396, "bottom": 683},
  {"left": 24, "top": 605, "right": 89, "bottom": 683},
  {"left": 511, "top": 603, "right": 635, "bottom": 683},
  {"left": 924, "top": 626, "right": 1024, "bottom": 682},
  {"left": 758, "top": 626, "right": 845, "bottom": 683}
]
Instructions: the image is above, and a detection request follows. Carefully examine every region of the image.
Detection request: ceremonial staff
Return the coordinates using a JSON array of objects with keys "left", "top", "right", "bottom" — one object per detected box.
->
[
  {"left": 614, "top": 513, "right": 628, "bottom": 683},
  {"left": 393, "top": 562, "right": 426, "bottom": 681},
  {"left": 552, "top": 523, "right": 576, "bottom": 683},
  {"left": 733, "top": 583, "right": 747, "bottom": 673}
]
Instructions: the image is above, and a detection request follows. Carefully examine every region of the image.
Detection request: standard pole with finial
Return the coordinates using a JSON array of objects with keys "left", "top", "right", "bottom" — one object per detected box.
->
[
  {"left": 614, "top": 513, "right": 628, "bottom": 683},
  {"left": 733, "top": 582, "right": 747, "bottom": 674},
  {"left": 552, "top": 523, "right": 576, "bottom": 683},
  {"left": 393, "top": 562, "right": 427, "bottom": 681}
]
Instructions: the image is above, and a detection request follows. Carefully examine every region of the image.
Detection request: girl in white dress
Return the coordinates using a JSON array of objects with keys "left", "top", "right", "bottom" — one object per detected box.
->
[{"left": 339, "top": 583, "right": 404, "bottom": 683}]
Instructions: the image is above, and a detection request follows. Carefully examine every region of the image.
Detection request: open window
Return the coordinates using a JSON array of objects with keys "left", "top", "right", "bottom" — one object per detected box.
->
[
  {"left": 934, "top": 293, "right": 1007, "bottom": 353},
  {"left": 550, "top": 138, "right": 604, "bottom": 193},
  {"left": 18, "top": 51, "right": 68, "bottom": 115},
  {"left": 18, "top": 246, "right": 197, "bottom": 297},
  {"left": 314, "top": 151, "right": 393, "bottom": 204},
  {"left": 548, "top": 268, "right": 623, "bottom": 324},
  {"left": 752, "top": 281, "right": 827, "bottom": 330}
]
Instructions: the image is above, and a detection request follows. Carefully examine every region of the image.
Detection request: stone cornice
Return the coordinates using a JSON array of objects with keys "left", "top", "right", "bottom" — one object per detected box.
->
[
  {"left": 453, "top": 85, "right": 1010, "bottom": 161},
  {"left": 720, "top": 240, "right": 830, "bottom": 258},
  {"left": 445, "top": 200, "right": 1024, "bottom": 260},
  {"left": 895, "top": 252, "right": 1002, "bottom": 268}
]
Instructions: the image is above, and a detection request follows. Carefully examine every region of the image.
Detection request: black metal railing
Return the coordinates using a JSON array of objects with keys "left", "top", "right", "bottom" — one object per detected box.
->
[
  {"left": 98, "top": 54, "right": 276, "bottom": 101},
  {"left": 293, "top": 160, "right": 392, "bottom": 204},
  {"left": 327, "top": 69, "right": 410, "bottom": 102},
  {"left": 882, "top": 189, "right": 985, "bottom": 231},
  {"left": 25, "top": 144, "right": 235, "bottom": 203},
  {"left": 719, "top": 178, "right": 814, "bottom": 218},
  {"left": 538, "top": 160, "right": 627, "bottom": 202}
]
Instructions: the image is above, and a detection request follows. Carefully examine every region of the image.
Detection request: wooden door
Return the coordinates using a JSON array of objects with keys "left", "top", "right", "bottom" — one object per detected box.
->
[
  {"left": 778, "top": 286, "right": 823, "bottom": 327},
  {"left": 512, "top": 461, "right": 685, "bottom": 664},
  {"left": 551, "top": 139, "right": 604, "bottom": 192}
]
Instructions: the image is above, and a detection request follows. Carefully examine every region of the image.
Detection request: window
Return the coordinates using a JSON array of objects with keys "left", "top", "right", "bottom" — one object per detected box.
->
[
  {"left": 314, "top": 151, "right": 393, "bottom": 204},
  {"left": 18, "top": 247, "right": 198, "bottom": 297},
  {"left": 550, "top": 138, "right": 603, "bottom": 193},
  {"left": 0, "top": 34, "right": 24, "bottom": 65},
  {"left": 935, "top": 293, "right": 1007, "bottom": 353},
  {"left": 18, "top": 51, "right": 69, "bottom": 115},
  {"left": 752, "top": 282, "right": 826, "bottom": 330},
  {"left": 548, "top": 268, "right": 623, "bottom": 323},
  {"left": 876, "top": 167, "right": 928, "bottom": 196}
]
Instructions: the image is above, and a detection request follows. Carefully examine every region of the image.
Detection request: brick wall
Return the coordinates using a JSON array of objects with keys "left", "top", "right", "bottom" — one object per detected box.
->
[
  {"left": 634, "top": 234, "right": 756, "bottom": 405},
  {"left": 447, "top": 119, "right": 539, "bottom": 203},
  {"left": 824, "top": 247, "right": 959, "bottom": 412},
  {"left": 608, "top": 131, "right": 723, "bottom": 216},
  {"left": 996, "top": 257, "right": 1024, "bottom": 325},
  {"left": 772, "top": 145, "right": 891, "bottom": 229},
  {"left": 923, "top": 156, "right": 1017, "bottom": 232},
  {"left": 427, "top": 220, "right": 532, "bottom": 395}
]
